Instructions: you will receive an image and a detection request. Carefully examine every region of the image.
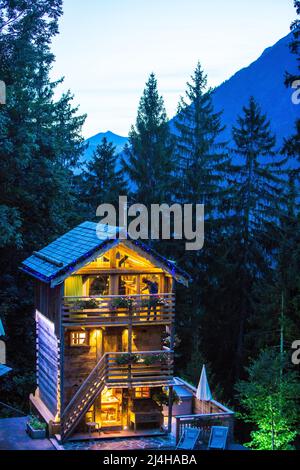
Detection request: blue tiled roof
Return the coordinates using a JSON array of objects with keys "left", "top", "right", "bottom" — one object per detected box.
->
[
  {"left": 0, "top": 320, "right": 5, "bottom": 337},
  {"left": 20, "top": 221, "right": 190, "bottom": 285},
  {"left": 0, "top": 364, "right": 12, "bottom": 377}
]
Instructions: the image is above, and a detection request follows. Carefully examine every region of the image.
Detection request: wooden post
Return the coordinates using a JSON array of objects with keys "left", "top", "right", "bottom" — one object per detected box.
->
[
  {"left": 168, "top": 385, "right": 173, "bottom": 433},
  {"left": 128, "top": 308, "right": 133, "bottom": 383},
  {"left": 175, "top": 416, "right": 180, "bottom": 444},
  {"left": 59, "top": 325, "right": 65, "bottom": 421},
  {"left": 227, "top": 414, "right": 234, "bottom": 443}
]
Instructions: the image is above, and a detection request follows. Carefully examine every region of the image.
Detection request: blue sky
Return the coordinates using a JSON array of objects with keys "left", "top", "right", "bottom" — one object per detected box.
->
[{"left": 51, "top": 0, "right": 296, "bottom": 138}]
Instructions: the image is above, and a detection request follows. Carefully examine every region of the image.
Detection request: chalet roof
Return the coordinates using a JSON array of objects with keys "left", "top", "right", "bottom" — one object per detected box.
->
[
  {"left": 0, "top": 320, "right": 5, "bottom": 337},
  {"left": 0, "top": 364, "right": 12, "bottom": 377},
  {"left": 20, "top": 221, "right": 191, "bottom": 287}
]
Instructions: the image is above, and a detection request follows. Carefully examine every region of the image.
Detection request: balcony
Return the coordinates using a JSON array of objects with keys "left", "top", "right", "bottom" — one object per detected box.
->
[
  {"left": 62, "top": 293, "right": 175, "bottom": 327},
  {"left": 105, "top": 350, "right": 174, "bottom": 387}
]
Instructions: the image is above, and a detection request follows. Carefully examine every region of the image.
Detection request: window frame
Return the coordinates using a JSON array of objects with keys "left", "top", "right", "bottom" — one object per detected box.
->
[
  {"left": 70, "top": 330, "right": 89, "bottom": 347},
  {"left": 134, "top": 387, "right": 150, "bottom": 399}
]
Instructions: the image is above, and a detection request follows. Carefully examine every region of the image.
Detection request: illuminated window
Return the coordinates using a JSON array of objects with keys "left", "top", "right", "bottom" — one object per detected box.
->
[
  {"left": 135, "top": 387, "right": 150, "bottom": 398},
  {"left": 70, "top": 331, "right": 89, "bottom": 346}
]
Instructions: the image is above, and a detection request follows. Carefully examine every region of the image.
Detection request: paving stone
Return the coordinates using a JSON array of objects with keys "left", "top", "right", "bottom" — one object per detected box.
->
[{"left": 63, "top": 434, "right": 176, "bottom": 451}]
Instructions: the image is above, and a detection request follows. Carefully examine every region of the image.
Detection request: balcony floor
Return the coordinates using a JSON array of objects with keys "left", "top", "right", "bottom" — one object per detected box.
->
[{"left": 68, "top": 427, "right": 168, "bottom": 442}]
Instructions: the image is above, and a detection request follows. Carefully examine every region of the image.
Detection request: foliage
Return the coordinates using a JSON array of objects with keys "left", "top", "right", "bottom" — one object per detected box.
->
[
  {"left": 122, "top": 73, "right": 175, "bottom": 207},
  {"left": 78, "top": 137, "right": 127, "bottom": 218},
  {"left": 111, "top": 296, "right": 134, "bottom": 310},
  {"left": 236, "top": 349, "right": 300, "bottom": 450},
  {"left": 174, "top": 62, "right": 229, "bottom": 209},
  {"left": 70, "top": 299, "right": 99, "bottom": 310},
  {"left": 142, "top": 353, "right": 170, "bottom": 365},
  {"left": 28, "top": 415, "right": 46, "bottom": 431},
  {"left": 152, "top": 388, "right": 180, "bottom": 407},
  {"left": 0, "top": 0, "right": 86, "bottom": 412},
  {"left": 115, "top": 354, "right": 140, "bottom": 365}
]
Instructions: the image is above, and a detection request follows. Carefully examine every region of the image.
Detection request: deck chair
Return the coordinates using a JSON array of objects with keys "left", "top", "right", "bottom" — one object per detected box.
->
[
  {"left": 208, "top": 426, "right": 228, "bottom": 450},
  {"left": 176, "top": 427, "right": 201, "bottom": 450}
]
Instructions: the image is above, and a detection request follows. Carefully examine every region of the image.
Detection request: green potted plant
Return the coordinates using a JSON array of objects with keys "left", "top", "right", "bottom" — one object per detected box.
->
[
  {"left": 143, "top": 353, "right": 170, "bottom": 365},
  {"left": 71, "top": 299, "right": 99, "bottom": 310},
  {"left": 27, "top": 415, "right": 47, "bottom": 439},
  {"left": 111, "top": 297, "right": 134, "bottom": 310},
  {"left": 116, "top": 353, "right": 140, "bottom": 365},
  {"left": 152, "top": 389, "right": 180, "bottom": 407}
]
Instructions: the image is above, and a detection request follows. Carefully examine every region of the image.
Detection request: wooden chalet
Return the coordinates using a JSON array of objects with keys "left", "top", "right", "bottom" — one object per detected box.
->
[{"left": 21, "top": 221, "right": 191, "bottom": 442}]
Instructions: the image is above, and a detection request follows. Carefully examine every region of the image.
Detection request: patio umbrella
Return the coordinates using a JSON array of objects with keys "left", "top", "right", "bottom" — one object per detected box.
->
[{"left": 196, "top": 365, "right": 212, "bottom": 413}]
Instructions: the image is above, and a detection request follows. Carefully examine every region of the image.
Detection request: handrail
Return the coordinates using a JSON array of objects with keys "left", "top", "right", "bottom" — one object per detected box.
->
[
  {"left": 61, "top": 349, "right": 174, "bottom": 441},
  {"left": 105, "top": 349, "right": 173, "bottom": 356},
  {"left": 63, "top": 293, "right": 175, "bottom": 299},
  {"left": 62, "top": 353, "right": 107, "bottom": 419},
  {"left": 175, "top": 411, "right": 234, "bottom": 420},
  {"left": 62, "top": 293, "right": 175, "bottom": 326},
  {"left": 175, "top": 411, "right": 235, "bottom": 444}
]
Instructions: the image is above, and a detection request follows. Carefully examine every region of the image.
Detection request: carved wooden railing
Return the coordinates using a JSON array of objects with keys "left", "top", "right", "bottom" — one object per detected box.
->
[
  {"left": 62, "top": 293, "right": 175, "bottom": 327},
  {"left": 60, "top": 350, "right": 174, "bottom": 442}
]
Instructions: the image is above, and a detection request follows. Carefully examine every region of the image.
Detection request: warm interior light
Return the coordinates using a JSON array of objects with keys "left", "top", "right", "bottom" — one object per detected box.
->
[{"left": 70, "top": 331, "right": 88, "bottom": 346}]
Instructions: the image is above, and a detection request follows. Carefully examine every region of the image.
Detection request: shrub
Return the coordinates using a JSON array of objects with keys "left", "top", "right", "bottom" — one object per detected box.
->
[
  {"left": 116, "top": 353, "right": 140, "bottom": 365},
  {"left": 111, "top": 297, "right": 134, "bottom": 310},
  {"left": 28, "top": 415, "right": 47, "bottom": 431}
]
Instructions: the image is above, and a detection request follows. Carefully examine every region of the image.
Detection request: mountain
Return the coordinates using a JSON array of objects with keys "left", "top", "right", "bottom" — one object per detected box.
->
[
  {"left": 211, "top": 32, "right": 298, "bottom": 145},
  {"left": 80, "top": 33, "right": 298, "bottom": 167},
  {"left": 81, "top": 131, "right": 128, "bottom": 163}
]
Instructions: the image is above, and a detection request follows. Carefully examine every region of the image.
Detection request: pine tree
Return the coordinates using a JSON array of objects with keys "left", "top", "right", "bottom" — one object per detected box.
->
[
  {"left": 0, "top": 0, "right": 86, "bottom": 412},
  {"left": 81, "top": 137, "right": 127, "bottom": 217},
  {"left": 251, "top": 172, "right": 300, "bottom": 356},
  {"left": 174, "top": 62, "right": 229, "bottom": 210},
  {"left": 122, "top": 73, "right": 174, "bottom": 206},
  {"left": 283, "top": 1, "right": 300, "bottom": 172},
  {"left": 229, "top": 96, "right": 286, "bottom": 378},
  {"left": 173, "top": 63, "right": 230, "bottom": 388}
]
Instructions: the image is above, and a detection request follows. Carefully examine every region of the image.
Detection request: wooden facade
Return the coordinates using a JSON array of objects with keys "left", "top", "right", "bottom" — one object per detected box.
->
[{"left": 23, "top": 224, "right": 190, "bottom": 442}]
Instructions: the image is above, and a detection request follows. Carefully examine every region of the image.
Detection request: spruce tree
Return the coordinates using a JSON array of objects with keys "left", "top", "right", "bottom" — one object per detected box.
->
[
  {"left": 229, "top": 96, "right": 286, "bottom": 378},
  {"left": 251, "top": 172, "right": 300, "bottom": 356},
  {"left": 173, "top": 63, "right": 230, "bottom": 386},
  {"left": 0, "top": 0, "right": 86, "bottom": 411},
  {"left": 283, "top": 0, "right": 300, "bottom": 172},
  {"left": 174, "top": 62, "right": 229, "bottom": 210},
  {"left": 122, "top": 73, "right": 174, "bottom": 206},
  {"left": 81, "top": 137, "right": 127, "bottom": 217}
]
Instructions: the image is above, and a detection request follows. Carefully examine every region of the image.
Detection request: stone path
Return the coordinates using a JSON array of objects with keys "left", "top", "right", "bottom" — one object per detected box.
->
[
  {"left": 0, "top": 416, "right": 55, "bottom": 450},
  {"left": 63, "top": 434, "right": 176, "bottom": 451}
]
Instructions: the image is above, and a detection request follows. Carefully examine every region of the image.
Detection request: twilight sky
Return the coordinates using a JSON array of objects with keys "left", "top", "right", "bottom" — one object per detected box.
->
[{"left": 51, "top": 0, "right": 295, "bottom": 138}]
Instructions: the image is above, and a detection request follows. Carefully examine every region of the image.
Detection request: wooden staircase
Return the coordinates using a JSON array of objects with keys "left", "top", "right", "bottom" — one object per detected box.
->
[
  {"left": 60, "top": 349, "right": 174, "bottom": 442},
  {"left": 60, "top": 354, "right": 107, "bottom": 442}
]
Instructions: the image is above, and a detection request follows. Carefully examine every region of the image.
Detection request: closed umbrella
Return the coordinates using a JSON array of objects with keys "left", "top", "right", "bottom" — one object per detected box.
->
[{"left": 196, "top": 365, "right": 212, "bottom": 413}]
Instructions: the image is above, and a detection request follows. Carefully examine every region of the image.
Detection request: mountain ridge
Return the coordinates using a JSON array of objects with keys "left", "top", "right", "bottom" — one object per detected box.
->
[{"left": 81, "top": 32, "right": 298, "bottom": 165}]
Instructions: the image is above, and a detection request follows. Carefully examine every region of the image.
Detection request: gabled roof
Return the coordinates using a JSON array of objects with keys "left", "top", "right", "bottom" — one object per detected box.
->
[
  {"left": 0, "top": 364, "right": 12, "bottom": 377},
  {"left": 0, "top": 320, "right": 5, "bottom": 337},
  {"left": 20, "top": 221, "right": 191, "bottom": 287}
]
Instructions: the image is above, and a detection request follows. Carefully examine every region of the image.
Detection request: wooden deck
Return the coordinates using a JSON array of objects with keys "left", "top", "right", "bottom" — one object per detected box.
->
[{"left": 66, "top": 427, "right": 167, "bottom": 442}]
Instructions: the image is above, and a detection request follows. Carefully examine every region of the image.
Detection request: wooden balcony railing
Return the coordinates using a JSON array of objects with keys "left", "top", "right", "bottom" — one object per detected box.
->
[
  {"left": 62, "top": 293, "right": 175, "bottom": 327},
  {"left": 105, "top": 350, "right": 174, "bottom": 386},
  {"left": 175, "top": 412, "right": 235, "bottom": 446}
]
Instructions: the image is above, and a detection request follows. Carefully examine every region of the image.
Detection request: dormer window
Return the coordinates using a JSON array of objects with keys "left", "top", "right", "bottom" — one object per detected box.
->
[{"left": 70, "top": 331, "right": 89, "bottom": 347}]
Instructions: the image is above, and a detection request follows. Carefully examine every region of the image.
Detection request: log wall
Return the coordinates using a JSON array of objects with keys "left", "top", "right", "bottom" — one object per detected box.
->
[{"left": 36, "top": 311, "right": 59, "bottom": 417}]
